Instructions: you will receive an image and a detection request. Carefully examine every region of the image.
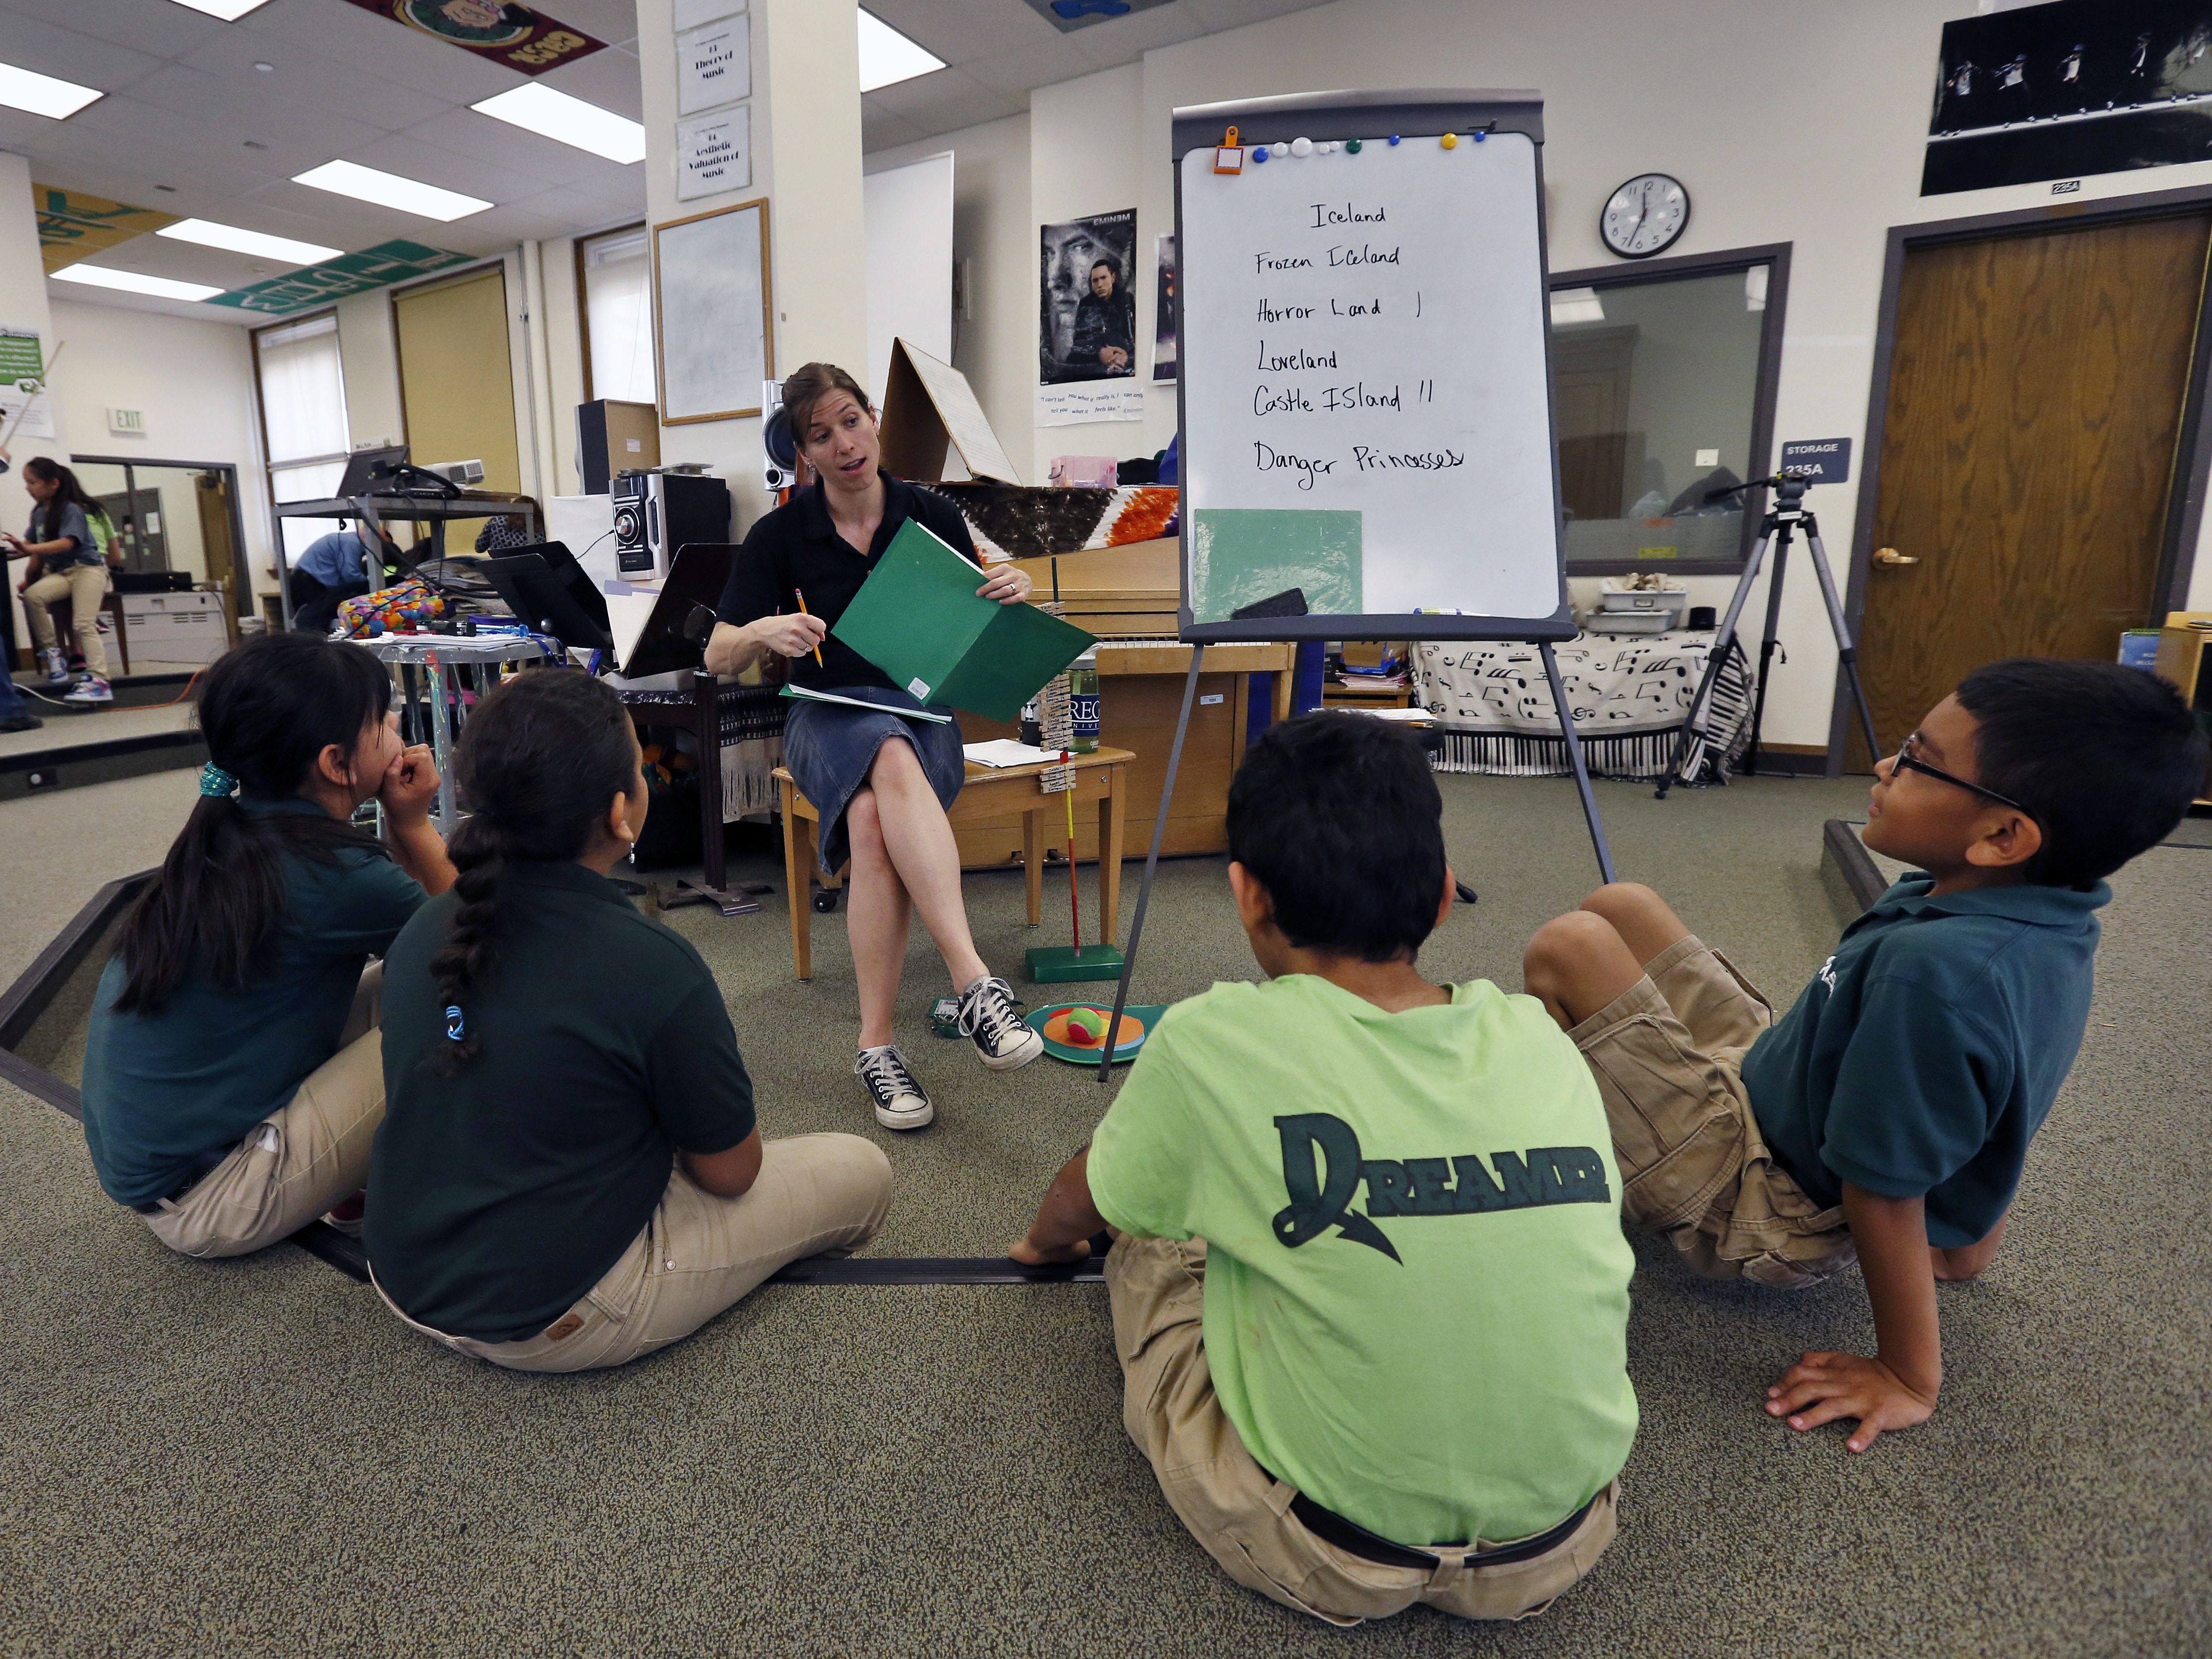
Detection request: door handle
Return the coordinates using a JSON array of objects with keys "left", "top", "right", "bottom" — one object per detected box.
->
[{"left": 1873, "top": 547, "right": 1919, "bottom": 566}]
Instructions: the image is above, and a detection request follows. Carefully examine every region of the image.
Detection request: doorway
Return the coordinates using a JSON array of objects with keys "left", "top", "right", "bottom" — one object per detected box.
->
[{"left": 1844, "top": 204, "right": 2212, "bottom": 769}]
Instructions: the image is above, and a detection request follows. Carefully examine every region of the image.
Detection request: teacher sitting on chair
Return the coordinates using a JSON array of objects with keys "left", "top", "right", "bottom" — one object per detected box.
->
[{"left": 706, "top": 363, "right": 1044, "bottom": 1131}]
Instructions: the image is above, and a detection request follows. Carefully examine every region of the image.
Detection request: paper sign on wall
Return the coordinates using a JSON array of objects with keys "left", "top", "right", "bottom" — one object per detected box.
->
[
  {"left": 0, "top": 327, "right": 42, "bottom": 385},
  {"left": 1038, "top": 381, "right": 1144, "bottom": 427},
  {"left": 676, "top": 104, "right": 751, "bottom": 200},
  {"left": 677, "top": 14, "right": 751, "bottom": 115},
  {"left": 0, "top": 386, "right": 57, "bottom": 440}
]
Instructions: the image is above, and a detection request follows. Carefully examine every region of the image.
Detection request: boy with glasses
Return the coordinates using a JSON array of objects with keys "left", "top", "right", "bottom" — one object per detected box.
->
[{"left": 1524, "top": 658, "right": 2208, "bottom": 1453}]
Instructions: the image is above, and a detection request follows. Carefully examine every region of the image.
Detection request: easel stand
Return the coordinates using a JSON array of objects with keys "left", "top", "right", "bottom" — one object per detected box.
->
[
  {"left": 1097, "top": 639, "right": 1616, "bottom": 1082},
  {"left": 1656, "top": 473, "right": 1880, "bottom": 799}
]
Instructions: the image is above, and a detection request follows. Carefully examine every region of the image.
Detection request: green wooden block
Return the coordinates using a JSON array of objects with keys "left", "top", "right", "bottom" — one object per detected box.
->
[{"left": 1025, "top": 943, "right": 1126, "bottom": 983}]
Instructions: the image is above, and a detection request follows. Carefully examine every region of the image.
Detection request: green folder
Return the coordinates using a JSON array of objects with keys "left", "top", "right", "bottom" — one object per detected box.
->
[{"left": 831, "top": 518, "right": 1098, "bottom": 722}]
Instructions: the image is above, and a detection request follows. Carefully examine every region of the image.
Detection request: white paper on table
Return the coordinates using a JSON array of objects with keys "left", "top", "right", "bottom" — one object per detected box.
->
[
  {"left": 962, "top": 739, "right": 1059, "bottom": 768},
  {"left": 604, "top": 591, "right": 657, "bottom": 669},
  {"left": 1346, "top": 705, "right": 1437, "bottom": 722}
]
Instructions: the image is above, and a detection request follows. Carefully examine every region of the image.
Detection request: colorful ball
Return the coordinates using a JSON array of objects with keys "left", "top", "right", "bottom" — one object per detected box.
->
[{"left": 1064, "top": 1007, "right": 1109, "bottom": 1045}]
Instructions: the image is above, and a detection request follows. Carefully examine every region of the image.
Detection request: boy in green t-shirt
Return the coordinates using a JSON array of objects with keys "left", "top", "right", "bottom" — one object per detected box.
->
[
  {"left": 1012, "top": 713, "right": 1637, "bottom": 1628},
  {"left": 1523, "top": 659, "right": 2208, "bottom": 1454}
]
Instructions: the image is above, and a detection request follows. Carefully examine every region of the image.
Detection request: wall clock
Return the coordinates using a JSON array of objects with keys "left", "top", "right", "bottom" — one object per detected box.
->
[{"left": 1601, "top": 174, "right": 1690, "bottom": 259}]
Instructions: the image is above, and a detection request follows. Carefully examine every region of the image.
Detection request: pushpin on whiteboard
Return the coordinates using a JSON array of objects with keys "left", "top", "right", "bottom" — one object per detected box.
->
[
  {"left": 1213, "top": 125, "right": 1245, "bottom": 174},
  {"left": 1289, "top": 135, "right": 1313, "bottom": 157}
]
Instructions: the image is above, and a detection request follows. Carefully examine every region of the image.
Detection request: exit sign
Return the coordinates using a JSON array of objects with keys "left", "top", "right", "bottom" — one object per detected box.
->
[{"left": 107, "top": 407, "right": 144, "bottom": 434}]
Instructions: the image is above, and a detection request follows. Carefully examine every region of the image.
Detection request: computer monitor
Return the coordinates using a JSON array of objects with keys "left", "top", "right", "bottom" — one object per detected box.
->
[
  {"left": 480, "top": 541, "right": 615, "bottom": 653},
  {"left": 335, "top": 445, "right": 409, "bottom": 498}
]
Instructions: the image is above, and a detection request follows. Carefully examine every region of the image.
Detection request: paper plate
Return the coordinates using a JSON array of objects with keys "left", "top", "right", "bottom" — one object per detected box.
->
[{"left": 1027, "top": 1002, "right": 1165, "bottom": 1065}]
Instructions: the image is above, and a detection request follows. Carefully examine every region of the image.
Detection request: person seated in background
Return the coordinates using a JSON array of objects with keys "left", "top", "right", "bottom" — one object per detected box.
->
[
  {"left": 81, "top": 633, "right": 456, "bottom": 1257},
  {"left": 288, "top": 519, "right": 391, "bottom": 634},
  {"left": 1012, "top": 713, "right": 1636, "bottom": 1628},
  {"left": 1523, "top": 658, "right": 2209, "bottom": 1454},
  {"left": 365, "top": 670, "right": 893, "bottom": 1373}
]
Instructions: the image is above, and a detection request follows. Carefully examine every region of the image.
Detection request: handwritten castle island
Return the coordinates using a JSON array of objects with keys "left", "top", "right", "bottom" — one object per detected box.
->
[{"left": 1240, "top": 200, "right": 1462, "bottom": 487}]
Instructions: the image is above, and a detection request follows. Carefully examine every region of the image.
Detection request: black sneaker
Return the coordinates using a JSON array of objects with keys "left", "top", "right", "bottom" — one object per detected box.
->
[
  {"left": 855, "top": 1044, "right": 933, "bottom": 1130},
  {"left": 958, "top": 975, "right": 1044, "bottom": 1072},
  {"left": 0, "top": 711, "right": 40, "bottom": 732}
]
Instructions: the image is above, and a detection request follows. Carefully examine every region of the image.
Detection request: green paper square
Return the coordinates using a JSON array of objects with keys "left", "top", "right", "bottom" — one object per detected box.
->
[{"left": 1190, "top": 509, "right": 1363, "bottom": 623}]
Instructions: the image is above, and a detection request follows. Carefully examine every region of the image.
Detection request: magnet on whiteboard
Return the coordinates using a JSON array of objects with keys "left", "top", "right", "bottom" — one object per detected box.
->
[
  {"left": 1441, "top": 132, "right": 1459, "bottom": 149},
  {"left": 1387, "top": 134, "right": 1401, "bottom": 145},
  {"left": 1290, "top": 135, "right": 1312, "bottom": 157},
  {"left": 1252, "top": 144, "right": 1270, "bottom": 162},
  {"left": 1345, "top": 138, "right": 1363, "bottom": 153},
  {"left": 1474, "top": 129, "right": 1488, "bottom": 142}
]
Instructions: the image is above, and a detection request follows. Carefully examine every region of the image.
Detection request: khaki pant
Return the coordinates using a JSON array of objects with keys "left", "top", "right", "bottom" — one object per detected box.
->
[
  {"left": 1568, "top": 934, "right": 1855, "bottom": 1289},
  {"left": 140, "top": 966, "right": 384, "bottom": 1258},
  {"left": 1106, "top": 1235, "right": 1620, "bottom": 1627},
  {"left": 23, "top": 562, "right": 109, "bottom": 677},
  {"left": 375, "top": 1133, "right": 893, "bottom": 1373}
]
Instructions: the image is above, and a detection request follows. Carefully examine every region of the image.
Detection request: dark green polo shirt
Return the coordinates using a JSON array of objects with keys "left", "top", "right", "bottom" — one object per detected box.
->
[
  {"left": 80, "top": 798, "right": 424, "bottom": 1208},
  {"left": 367, "top": 861, "right": 756, "bottom": 1343},
  {"left": 1740, "top": 873, "right": 2108, "bottom": 1248}
]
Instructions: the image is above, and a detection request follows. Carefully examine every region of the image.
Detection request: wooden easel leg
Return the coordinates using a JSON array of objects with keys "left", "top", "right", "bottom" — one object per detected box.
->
[
  {"left": 1099, "top": 648, "right": 1205, "bottom": 1082},
  {"left": 1539, "top": 640, "right": 1618, "bottom": 887},
  {"left": 781, "top": 778, "right": 811, "bottom": 980}
]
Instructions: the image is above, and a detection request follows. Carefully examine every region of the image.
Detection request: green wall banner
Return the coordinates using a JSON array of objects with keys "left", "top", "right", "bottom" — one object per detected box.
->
[{"left": 207, "top": 241, "right": 475, "bottom": 316}]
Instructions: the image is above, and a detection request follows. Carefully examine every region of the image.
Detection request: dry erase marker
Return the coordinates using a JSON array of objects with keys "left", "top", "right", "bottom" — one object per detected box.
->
[{"left": 794, "top": 588, "right": 825, "bottom": 666}]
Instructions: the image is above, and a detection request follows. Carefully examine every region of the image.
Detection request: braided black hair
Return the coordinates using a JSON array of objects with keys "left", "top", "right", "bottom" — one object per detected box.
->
[
  {"left": 428, "top": 669, "right": 640, "bottom": 1074},
  {"left": 112, "top": 634, "right": 391, "bottom": 1014}
]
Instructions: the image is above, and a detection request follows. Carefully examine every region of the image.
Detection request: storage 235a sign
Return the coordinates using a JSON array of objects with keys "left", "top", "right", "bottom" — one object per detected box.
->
[{"left": 338, "top": 1, "right": 606, "bottom": 76}]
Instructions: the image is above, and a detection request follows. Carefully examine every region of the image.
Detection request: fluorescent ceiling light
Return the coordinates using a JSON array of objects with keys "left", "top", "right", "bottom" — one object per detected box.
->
[
  {"left": 292, "top": 159, "right": 491, "bottom": 222},
  {"left": 166, "top": 0, "right": 275, "bottom": 16},
  {"left": 157, "top": 219, "right": 341, "bottom": 267},
  {"left": 472, "top": 84, "right": 646, "bottom": 164},
  {"left": 1550, "top": 287, "right": 1605, "bottom": 327},
  {"left": 0, "top": 61, "right": 102, "bottom": 120},
  {"left": 858, "top": 9, "right": 944, "bottom": 92},
  {"left": 52, "top": 263, "right": 224, "bottom": 302}
]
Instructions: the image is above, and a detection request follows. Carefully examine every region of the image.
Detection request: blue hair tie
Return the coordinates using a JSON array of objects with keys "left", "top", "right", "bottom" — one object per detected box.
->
[
  {"left": 198, "top": 763, "right": 238, "bottom": 798},
  {"left": 445, "top": 1006, "right": 466, "bottom": 1042}
]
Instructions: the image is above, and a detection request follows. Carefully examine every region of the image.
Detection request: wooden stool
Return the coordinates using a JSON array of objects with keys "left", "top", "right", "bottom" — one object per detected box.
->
[{"left": 774, "top": 746, "right": 1132, "bottom": 981}]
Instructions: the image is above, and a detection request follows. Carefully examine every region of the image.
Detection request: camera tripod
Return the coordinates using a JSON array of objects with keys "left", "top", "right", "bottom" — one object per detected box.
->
[{"left": 1655, "top": 470, "right": 1881, "bottom": 798}]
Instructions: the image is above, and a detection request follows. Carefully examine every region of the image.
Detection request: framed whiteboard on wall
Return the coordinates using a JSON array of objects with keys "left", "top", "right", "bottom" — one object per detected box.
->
[{"left": 653, "top": 198, "right": 773, "bottom": 425}]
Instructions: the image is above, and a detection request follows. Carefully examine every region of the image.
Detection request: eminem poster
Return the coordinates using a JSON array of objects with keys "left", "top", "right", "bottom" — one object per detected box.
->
[
  {"left": 1925, "top": 0, "right": 2212, "bottom": 194},
  {"left": 1040, "top": 209, "right": 1138, "bottom": 384}
]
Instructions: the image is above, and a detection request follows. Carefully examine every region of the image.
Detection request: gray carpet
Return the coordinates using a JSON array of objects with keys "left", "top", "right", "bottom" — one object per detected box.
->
[{"left": 1, "top": 770, "right": 2206, "bottom": 1657}]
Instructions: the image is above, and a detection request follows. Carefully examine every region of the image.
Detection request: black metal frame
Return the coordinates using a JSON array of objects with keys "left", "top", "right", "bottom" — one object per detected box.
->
[
  {"left": 68, "top": 454, "right": 254, "bottom": 624},
  {"left": 1829, "top": 184, "right": 2212, "bottom": 770},
  {"left": 1547, "top": 242, "right": 1794, "bottom": 576}
]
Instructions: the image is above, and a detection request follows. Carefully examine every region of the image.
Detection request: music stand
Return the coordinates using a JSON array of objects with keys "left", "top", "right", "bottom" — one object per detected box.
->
[{"left": 480, "top": 542, "right": 616, "bottom": 654}]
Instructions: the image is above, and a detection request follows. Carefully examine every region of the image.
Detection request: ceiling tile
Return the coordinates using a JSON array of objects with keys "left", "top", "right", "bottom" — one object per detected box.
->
[
  {"left": 864, "top": 0, "right": 1064, "bottom": 66},
  {"left": 234, "top": 0, "right": 523, "bottom": 105},
  {"left": 177, "top": 31, "right": 452, "bottom": 131},
  {"left": 4, "top": 0, "right": 224, "bottom": 59},
  {"left": 962, "top": 36, "right": 1101, "bottom": 100},
  {"left": 535, "top": 46, "right": 646, "bottom": 122},
  {"left": 531, "top": 0, "right": 643, "bottom": 51},
  {"left": 1070, "top": 4, "right": 1211, "bottom": 63},
  {"left": 121, "top": 65, "right": 394, "bottom": 160},
  {"left": 339, "top": 130, "right": 546, "bottom": 207},
  {"left": 403, "top": 106, "right": 642, "bottom": 191},
  {"left": 862, "top": 106, "right": 929, "bottom": 153},
  {"left": 0, "top": 6, "right": 167, "bottom": 92},
  {"left": 49, "top": 280, "right": 254, "bottom": 326},
  {"left": 863, "top": 69, "right": 1020, "bottom": 131}
]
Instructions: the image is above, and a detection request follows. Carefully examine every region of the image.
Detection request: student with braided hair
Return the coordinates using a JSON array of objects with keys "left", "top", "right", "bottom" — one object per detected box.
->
[
  {"left": 81, "top": 632, "right": 455, "bottom": 1256},
  {"left": 365, "top": 669, "right": 893, "bottom": 1371}
]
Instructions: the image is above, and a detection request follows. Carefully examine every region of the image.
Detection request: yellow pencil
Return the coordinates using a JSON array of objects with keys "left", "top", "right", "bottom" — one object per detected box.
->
[{"left": 793, "top": 587, "right": 825, "bottom": 666}]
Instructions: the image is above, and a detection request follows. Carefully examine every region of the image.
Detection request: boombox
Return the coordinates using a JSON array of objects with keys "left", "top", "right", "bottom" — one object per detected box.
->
[{"left": 612, "top": 469, "right": 730, "bottom": 580}]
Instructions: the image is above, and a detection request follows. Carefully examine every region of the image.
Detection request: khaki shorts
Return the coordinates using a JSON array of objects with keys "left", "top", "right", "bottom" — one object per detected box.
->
[
  {"left": 1567, "top": 935, "right": 1853, "bottom": 1289},
  {"left": 1106, "top": 1234, "right": 1619, "bottom": 1627},
  {"left": 375, "top": 1133, "right": 893, "bottom": 1374}
]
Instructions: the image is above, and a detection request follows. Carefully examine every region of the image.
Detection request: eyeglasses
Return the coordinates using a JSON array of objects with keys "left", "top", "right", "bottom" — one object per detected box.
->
[{"left": 1891, "top": 733, "right": 2036, "bottom": 818}]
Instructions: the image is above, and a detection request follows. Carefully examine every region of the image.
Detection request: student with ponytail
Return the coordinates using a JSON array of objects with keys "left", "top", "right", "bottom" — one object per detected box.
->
[
  {"left": 4, "top": 457, "right": 122, "bottom": 706},
  {"left": 366, "top": 670, "right": 892, "bottom": 1372},
  {"left": 81, "top": 632, "right": 456, "bottom": 1256}
]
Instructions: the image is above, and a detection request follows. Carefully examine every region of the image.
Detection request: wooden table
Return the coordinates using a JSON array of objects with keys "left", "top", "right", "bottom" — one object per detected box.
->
[{"left": 774, "top": 745, "right": 1132, "bottom": 981}]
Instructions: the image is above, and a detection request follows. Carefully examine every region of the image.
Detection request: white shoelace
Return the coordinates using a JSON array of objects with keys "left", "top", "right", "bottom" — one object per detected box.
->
[
  {"left": 855, "top": 1046, "right": 922, "bottom": 1104},
  {"left": 959, "top": 978, "right": 1025, "bottom": 1049}
]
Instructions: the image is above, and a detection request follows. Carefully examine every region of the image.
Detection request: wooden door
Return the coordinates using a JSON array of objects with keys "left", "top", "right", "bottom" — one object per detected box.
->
[
  {"left": 392, "top": 266, "right": 523, "bottom": 546},
  {"left": 194, "top": 473, "right": 240, "bottom": 613},
  {"left": 1855, "top": 213, "right": 2211, "bottom": 767}
]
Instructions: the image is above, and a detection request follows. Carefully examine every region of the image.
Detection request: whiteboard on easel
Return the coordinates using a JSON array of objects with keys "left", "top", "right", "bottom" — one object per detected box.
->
[{"left": 1172, "top": 90, "right": 1570, "bottom": 641}]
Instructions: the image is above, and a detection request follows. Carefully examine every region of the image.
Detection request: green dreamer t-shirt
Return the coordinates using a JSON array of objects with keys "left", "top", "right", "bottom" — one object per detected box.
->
[
  {"left": 81, "top": 798, "right": 425, "bottom": 1208},
  {"left": 1087, "top": 975, "right": 1638, "bottom": 1549},
  {"left": 366, "top": 861, "right": 756, "bottom": 1344}
]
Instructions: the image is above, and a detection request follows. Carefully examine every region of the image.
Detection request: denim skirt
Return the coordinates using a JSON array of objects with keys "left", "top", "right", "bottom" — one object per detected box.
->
[{"left": 782, "top": 684, "right": 966, "bottom": 873}]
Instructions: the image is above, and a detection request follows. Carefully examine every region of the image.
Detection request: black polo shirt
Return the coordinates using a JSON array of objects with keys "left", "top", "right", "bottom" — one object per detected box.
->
[
  {"left": 715, "top": 470, "right": 981, "bottom": 692},
  {"left": 366, "top": 861, "right": 756, "bottom": 1344}
]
